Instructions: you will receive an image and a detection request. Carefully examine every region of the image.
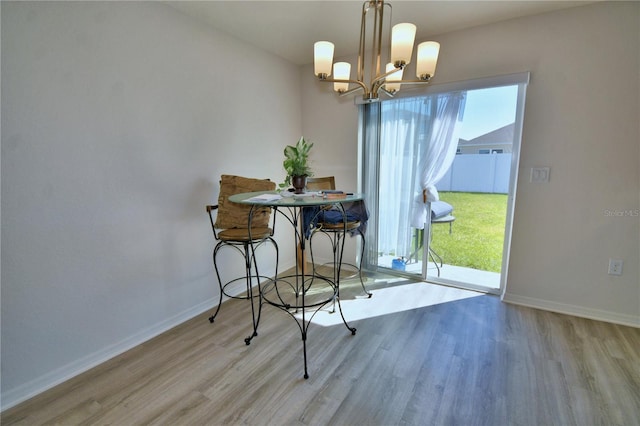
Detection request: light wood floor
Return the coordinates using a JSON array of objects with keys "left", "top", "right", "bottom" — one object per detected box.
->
[{"left": 3, "top": 274, "right": 640, "bottom": 425}]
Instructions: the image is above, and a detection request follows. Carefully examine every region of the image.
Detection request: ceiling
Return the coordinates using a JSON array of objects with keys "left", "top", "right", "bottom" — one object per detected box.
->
[{"left": 165, "top": 1, "right": 596, "bottom": 66}]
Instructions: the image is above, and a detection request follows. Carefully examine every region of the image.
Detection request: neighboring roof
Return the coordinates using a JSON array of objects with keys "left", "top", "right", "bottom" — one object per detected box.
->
[{"left": 459, "top": 123, "right": 515, "bottom": 146}]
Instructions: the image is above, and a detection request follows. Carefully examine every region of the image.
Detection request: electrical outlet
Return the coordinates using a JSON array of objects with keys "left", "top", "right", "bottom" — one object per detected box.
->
[{"left": 608, "top": 259, "right": 623, "bottom": 276}]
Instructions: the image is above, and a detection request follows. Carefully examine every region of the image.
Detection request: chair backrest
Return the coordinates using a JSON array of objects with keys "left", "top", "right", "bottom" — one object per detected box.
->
[
  {"left": 215, "top": 175, "right": 275, "bottom": 229},
  {"left": 305, "top": 176, "right": 335, "bottom": 191}
]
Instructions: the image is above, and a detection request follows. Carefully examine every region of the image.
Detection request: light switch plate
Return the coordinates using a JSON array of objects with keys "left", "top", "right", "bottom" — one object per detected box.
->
[{"left": 530, "top": 167, "right": 550, "bottom": 183}]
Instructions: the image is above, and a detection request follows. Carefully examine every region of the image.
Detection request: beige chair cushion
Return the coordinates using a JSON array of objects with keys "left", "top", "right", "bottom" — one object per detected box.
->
[
  {"left": 217, "top": 227, "right": 272, "bottom": 242},
  {"left": 214, "top": 175, "right": 275, "bottom": 229}
]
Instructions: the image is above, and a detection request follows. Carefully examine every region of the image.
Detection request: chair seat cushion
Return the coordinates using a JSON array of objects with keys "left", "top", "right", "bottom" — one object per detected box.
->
[
  {"left": 317, "top": 209, "right": 360, "bottom": 224},
  {"left": 318, "top": 221, "right": 360, "bottom": 231},
  {"left": 302, "top": 201, "right": 368, "bottom": 238},
  {"left": 431, "top": 201, "right": 453, "bottom": 220},
  {"left": 315, "top": 209, "right": 361, "bottom": 231},
  {"left": 218, "top": 227, "right": 272, "bottom": 242}
]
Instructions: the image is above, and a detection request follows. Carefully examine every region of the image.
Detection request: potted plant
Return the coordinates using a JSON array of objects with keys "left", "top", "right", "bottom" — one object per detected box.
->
[{"left": 280, "top": 136, "right": 314, "bottom": 193}]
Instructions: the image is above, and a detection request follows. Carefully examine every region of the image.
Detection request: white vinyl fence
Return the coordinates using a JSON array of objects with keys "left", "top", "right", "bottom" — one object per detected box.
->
[{"left": 436, "top": 153, "right": 511, "bottom": 194}]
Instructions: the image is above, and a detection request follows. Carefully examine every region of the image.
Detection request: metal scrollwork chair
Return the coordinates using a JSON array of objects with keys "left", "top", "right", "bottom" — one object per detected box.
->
[
  {"left": 206, "top": 174, "right": 279, "bottom": 344},
  {"left": 305, "top": 176, "right": 371, "bottom": 298}
]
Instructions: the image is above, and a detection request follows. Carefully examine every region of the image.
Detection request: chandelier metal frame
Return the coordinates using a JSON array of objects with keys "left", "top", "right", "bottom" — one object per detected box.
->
[{"left": 314, "top": 0, "right": 440, "bottom": 102}]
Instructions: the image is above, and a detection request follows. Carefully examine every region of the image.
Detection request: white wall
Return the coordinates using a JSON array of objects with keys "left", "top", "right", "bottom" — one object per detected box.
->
[
  {"left": 302, "top": 2, "right": 640, "bottom": 326},
  {"left": 301, "top": 69, "right": 360, "bottom": 190},
  {"left": 2, "top": 0, "right": 638, "bottom": 412},
  {"left": 1, "top": 1, "right": 300, "bottom": 409}
]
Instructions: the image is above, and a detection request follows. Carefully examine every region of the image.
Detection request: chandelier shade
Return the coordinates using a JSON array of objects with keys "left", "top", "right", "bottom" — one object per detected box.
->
[
  {"left": 314, "top": 41, "right": 335, "bottom": 77},
  {"left": 333, "top": 62, "right": 351, "bottom": 92},
  {"left": 313, "top": 0, "right": 440, "bottom": 102},
  {"left": 416, "top": 41, "right": 440, "bottom": 79},
  {"left": 390, "top": 23, "right": 416, "bottom": 66},
  {"left": 385, "top": 63, "right": 403, "bottom": 93}
]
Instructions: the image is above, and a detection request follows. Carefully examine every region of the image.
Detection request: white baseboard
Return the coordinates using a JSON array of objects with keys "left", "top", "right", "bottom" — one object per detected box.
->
[
  {"left": 1, "top": 297, "right": 218, "bottom": 412},
  {"left": 501, "top": 292, "right": 640, "bottom": 328},
  {"left": 11, "top": 283, "right": 633, "bottom": 412}
]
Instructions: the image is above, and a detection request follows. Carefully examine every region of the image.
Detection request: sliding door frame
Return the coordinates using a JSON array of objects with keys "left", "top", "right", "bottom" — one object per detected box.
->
[{"left": 358, "top": 72, "right": 530, "bottom": 296}]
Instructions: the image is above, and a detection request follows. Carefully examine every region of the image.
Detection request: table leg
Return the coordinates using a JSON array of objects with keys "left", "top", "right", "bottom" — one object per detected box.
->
[
  {"left": 334, "top": 207, "right": 356, "bottom": 336},
  {"left": 255, "top": 204, "right": 356, "bottom": 380}
]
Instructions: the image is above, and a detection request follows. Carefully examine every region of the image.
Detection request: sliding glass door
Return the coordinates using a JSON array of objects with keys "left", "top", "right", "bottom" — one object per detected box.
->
[{"left": 360, "top": 73, "right": 529, "bottom": 294}]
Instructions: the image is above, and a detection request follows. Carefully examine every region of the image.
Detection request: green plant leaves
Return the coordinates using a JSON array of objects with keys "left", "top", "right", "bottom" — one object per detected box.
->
[{"left": 281, "top": 137, "right": 314, "bottom": 187}]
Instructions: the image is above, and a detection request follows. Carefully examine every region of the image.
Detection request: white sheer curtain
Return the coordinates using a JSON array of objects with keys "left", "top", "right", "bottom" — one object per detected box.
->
[
  {"left": 378, "top": 92, "right": 465, "bottom": 259},
  {"left": 410, "top": 92, "right": 466, "bottom": 229},
  {"left": 377, "top": 101, "right": 419, "bottom": 258}
]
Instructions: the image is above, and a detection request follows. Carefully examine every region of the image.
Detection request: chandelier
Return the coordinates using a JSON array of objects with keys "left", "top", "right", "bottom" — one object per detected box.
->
[{"left": 313, "top": 0, "right": 440, "bottom": 102}]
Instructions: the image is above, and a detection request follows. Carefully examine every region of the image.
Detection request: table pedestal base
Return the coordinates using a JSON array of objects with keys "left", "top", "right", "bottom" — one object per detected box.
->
[{"left": 261, "top": 273, "right": 356, "bottom": 379}]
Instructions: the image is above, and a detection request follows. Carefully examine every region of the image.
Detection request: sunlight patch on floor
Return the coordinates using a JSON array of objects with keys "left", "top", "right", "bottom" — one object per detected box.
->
[{"left": 297, "top": 278, "right": 483, "bottom": 327}]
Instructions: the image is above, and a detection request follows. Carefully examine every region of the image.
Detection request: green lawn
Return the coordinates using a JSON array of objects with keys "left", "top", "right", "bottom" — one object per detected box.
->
[{"left": 429, "top": 192, "right": 508, "bottom": 273}]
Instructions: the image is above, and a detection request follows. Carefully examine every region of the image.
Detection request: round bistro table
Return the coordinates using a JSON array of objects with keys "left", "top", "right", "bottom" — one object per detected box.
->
[{"left": 229, "top": 190, "right": 365, "bottom": 379}]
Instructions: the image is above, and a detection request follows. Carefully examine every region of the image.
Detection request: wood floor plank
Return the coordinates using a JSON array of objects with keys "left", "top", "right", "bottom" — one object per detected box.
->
[{"left": 3, "top": 273, "right": 639, "bottom": 426}]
